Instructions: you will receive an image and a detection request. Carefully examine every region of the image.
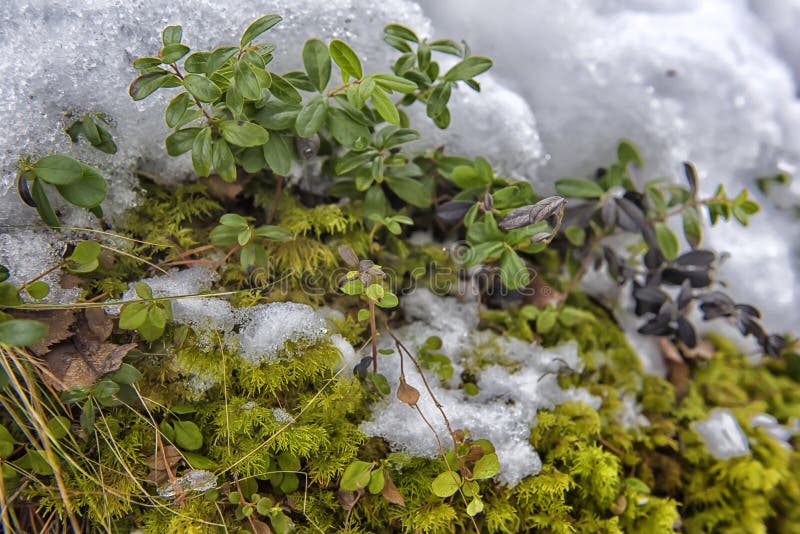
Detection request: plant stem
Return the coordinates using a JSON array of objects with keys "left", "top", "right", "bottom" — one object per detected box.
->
[
  {"left": 267, "top": 175, "right": 284, "bottom": 224},
  {"left": 369, "top": 299, "right": 378, "bottom": 374}
]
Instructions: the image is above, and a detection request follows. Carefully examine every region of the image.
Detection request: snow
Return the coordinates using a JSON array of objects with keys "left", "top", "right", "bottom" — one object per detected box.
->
[
  {"left": 693, "top": 408, "right": 750, "bottom": 460},
  {"left": 235, "top": 302, "right": 327, "bottom": 365},
  {"left": 360, "top": 289, "right": 600, "bottom": 487},
  {"left": 417, "top": 0, "right": 800, "bottom": 334},
  {"left": 0, "top": 229, "right": 81, "bottom": 304},
  {"left": 750, "top": 413, "right": 795, "bottom": 449}
]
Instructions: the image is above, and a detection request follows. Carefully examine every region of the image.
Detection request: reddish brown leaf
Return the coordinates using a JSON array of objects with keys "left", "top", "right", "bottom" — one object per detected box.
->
[
  {"left": 15, "top": 309, "right": 77, "bottom": 356},
  {"left": 44, "top": 341, "right": 137, "bottom": 390},
  {"left": 337, "top": 489, "right": 359, "bottom": 511},
  {"left": 396, "top": 380, "right": 420, "bottom": 406},
  {"left": 381, "top": 472, "right": 405, "bottom": 506}
]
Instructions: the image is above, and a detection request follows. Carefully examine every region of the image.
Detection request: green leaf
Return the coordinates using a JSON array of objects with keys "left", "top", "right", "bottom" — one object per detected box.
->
[
  {"left": 431, "top": 471, "right": 461, "bottom": 497},
  {"left": 537, "top": 307, "right": 558, "bottom": 333},
  {"left": 682, "top": 208, "right": 702, "bottom": 248},
  {"left": 212, "top": 139, "right": 237, "bottom": 182},
  {"left": 430, "top": 38, "right": 462, "bottom": 56},
  {"left": 46, "top": 416, "right": 71, "bottom": 440},
  {"left": 0, "top": 425, "right": 16, "bottom": 458},
  {"left": 263, "top": 133, "right": 293, "bottom": 175},
  {"left": 209, "top": 225, "right": 239, "bottom": 246},
  {"left": 295, "top": 95, "right": 329, "bottom": 138},
  {"left": 162, "top": 25, "right": 182, "bottom": 46},
  {"left": 268, "top": 73, "right": 302, "bottom": 104},
  {"left": 443, "top": 56, "right": 492, "bottom": 81},
  {"left": 368, "top": 468, "right": 385, "bottom": 494},
  {"left": 371, "top": 373, "right": 390, "bottom": 395},
  {"left": 564, "top": 225, "right": 586, "bottom": 246},
  {"left": 106, "top": 363, "right": 142, "bottom": 385},
  {"left": 240, "top": 14, "right": 282, "bottom": 48},
  {"left": 119, "top": 302, "right": 148, "bottom": 330},
  {"left": 192, "top": 127, "right": 213, "bottom": 177},
  {"left": 655, "top": 222, "right": 679, "bottom": 260},
  {"left": 183, "top": 74, "right": 222, "bottom": 103},
  {"left": 253, "top": 225, "right": 293, "bottom": 241},
  {"left": 33, "top": 155, "right": 83, "bottom": 185},
  {"left": 372, "top": 73, "right": 417, "bottom": 93},
  {"left": 166, "top": 127, "right": 201, "bottom": 156},
  {"left": 385, "top": 176, "right": 431, "bottom": 208},
  {"left": 184, "top": 51, "right": 209, "bottom": 73},
  {"left": 340, "top": 279, "right": 363, "bottom": 296},
  {"left": 173, "top": 420, "right": 203, "bottom": 451},
  {"left": 134, "top": 282, "right": 153, "bottom": 299},
  {"left": 161, "top": 43, "right": 190, "bottom": 64},
  {"left": 500, "top": 249, "right": 529, "bottom": 289},
  {"left": 0, "top": 319, "right": 47, "bottom": 347},
  {"left": 340, "top": 460, "right": 372, "bottom": 491},
  {"left": 450, "top": 164, "right": 488, "bottom": 190},
  {"left": 29, "top": 178, "right": 59, "bottom": 227},
  {"left": 165, "top": 92, "right": 191, "bottom": 128},
  {"left": 472, "top": 452, "right": 500, "bottom": 479},
  {"left": 56, "top": 164, "right": 107, "bottom": 208},
  {"left": 465, "top": 241, "right": 504, "bottom": 266},
  {"left": 329, "top": 39, "right": 363, "bottom": 81},
  {"left": 205, "top": 46, "right": 238, "bottom": 73},
  {"left": 555, "top": 177, "right": 605, "bottom": 199},
  {"left": 357, "top": 308, "right": 371, "bottom": 321},
  {"left": 371, "top": 87, "right": 400, "bottom": 124},
  {"left": 377, "top": 291, "right": 398, "bottom": 309},
  {"left": 327, "top": 108, "right": 371, "bottom": 147},
  {"left": 148, "top": 306, "right": 166, "bottom": 329},
  {"left": 427, "top": 82, "right": 452, "bottom": 120},
  {"left": 466, "top": 497, "right": 484, "bottom": 517},
  {"left": 26, "top": 281, "right": 49, "bottom": 300},
  {"left": 384, "top": 24, "right": 418, "bottom": 43},
  {"left": 220, "top": 213, "right": 249, "bottom": 228},
  {"left": 234, "top": 60, "right": 261, "bottom": 100},
  {"left": 129, "top": 70, "right": 174, "bottom": 100},
  {"left": 219, "top": 120, "right": 269, "bottom": 147},
  {"left": 67, "top": 240, "right": 101, "bottom": 265},
  {"left": 302, "top": 38, "right": 331, "bottom": 92},
  {"left": 618, "top": 139, "right": 643, "bottom": 167},
  {"left": 365, "top": 284, "right": 385, "bottom": 301}
]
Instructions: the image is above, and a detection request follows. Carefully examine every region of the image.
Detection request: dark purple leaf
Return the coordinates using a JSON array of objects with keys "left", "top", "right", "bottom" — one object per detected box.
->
[
  {"left": 498, "top": 196, "right": 565, "bottom": 231},
  {"left": 638, "top": 318, "right": 672, "bottom": 336},
  {"left": 644, "top": 248, "right": 665, "bottom": 270},
  {"left": 677, "top": 280, "right": 693, "bottom": 310},
  {"left": 436, "top": 200, "right": 472, "bottom": 223},
  {"left": 683, "top": 161, "right": 698, "bottom": 198},
  {"left": 615, "top": 197, "right": 646, "bottom": 232},
  {"left": 338, "top": 244, "right": 360, "bottom": 268},
  {"left": 677, "top": 316, "right": 696, "bottom": 347},
  {"left": 662, "top": 268, "right": 711, "bottom": 288},
  {"left": 601, "top": 199, "right": 616, "bottom": 228},
  {"left": 353, "top": 356, "right": 372, "bottom": 376},
  {"left": 734, "top": 303, "right": 761, "bottom": 319},
  {"left": 483, "top": 192, "right": 494, "bottom": 211},
  {"left": 675, "top": 250, "right": 715, "bottom": 267}
]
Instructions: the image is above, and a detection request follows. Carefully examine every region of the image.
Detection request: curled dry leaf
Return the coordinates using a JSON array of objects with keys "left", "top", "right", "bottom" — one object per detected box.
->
[
  {"left": 14, "top": 309, "right": 77, "bottom": 356},
  {"left": 498, "top": 196, "right": 565, "bottom": 231},
  {"left": 145, "top": 444, "right": 183, "bottom": 485},
  {"left": 337, "top": 489, "right": 360, "bottom": 511},
  {"left": 396, "top": 379, "right": 420, "bottom": 406}
]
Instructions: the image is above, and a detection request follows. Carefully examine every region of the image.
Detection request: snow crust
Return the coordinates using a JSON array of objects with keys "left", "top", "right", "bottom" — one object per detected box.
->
[
  {"left": 360, "top": 289, "right": 600, "bottom": 487},
  {"left": 693, "top": 408, "right": 750, "bottom": 460}
]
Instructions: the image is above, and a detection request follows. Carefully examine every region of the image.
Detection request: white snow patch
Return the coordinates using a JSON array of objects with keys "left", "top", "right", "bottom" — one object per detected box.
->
[
  {"left": 360, "top": 289, "right": 600, "bottom": 487},
  {"left": 693, "top": 408, "right": 750, "bottom": 460},
  {"left": 235, "top": 302, "right": 327, "bottom": 365}
]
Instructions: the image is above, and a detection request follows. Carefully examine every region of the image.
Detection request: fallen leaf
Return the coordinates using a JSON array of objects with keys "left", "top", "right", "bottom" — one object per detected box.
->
[
  {"left": 681, "top": 339, "right": 715, "bottom": 360},
  {"left": 14, "top": 309, "right": 77, "bottom": 357},
  {"left": 203, "top": 174, "right": 249, "bottom": 202},
  {"left": 44, "top": 341, "right": 137, "bottom": 390},
  {"left": 337, "top": 489, "right": 359, "bottom": 511},
  {"left": 249, "top": 519, "right": 273, "bottom": 534},
  {"left": 524, "top": 276, "right": 563, "bottom": 308},
  {"left": 145, "top": 445, "right": 183, "bottom": 485},
  {"left": 75, "top": 307, "right": 113, "bottom": 348},
  {"left": 381, "top": 472, "right": 404, "bottom": 506}
]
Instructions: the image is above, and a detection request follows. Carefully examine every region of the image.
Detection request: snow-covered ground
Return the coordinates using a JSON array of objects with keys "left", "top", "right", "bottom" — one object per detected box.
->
[{"left": 1, "top": 0, "right": 798, "bottom": 331}]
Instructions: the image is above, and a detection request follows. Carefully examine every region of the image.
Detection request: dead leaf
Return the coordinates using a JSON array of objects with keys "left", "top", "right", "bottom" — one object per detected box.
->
[
  {"left": 337, "top": 489, "right": 360, "bottom": 511},
  {"left": 397, "top": 380, "right": 420, "bottom": 406},
  {"left": 249, "top": 519, "right": 273, "bottom": 534},
  {"left": 381, "top": 472, "right": 405, "bottom": 506},
  {"left": 44, "top": 341, "right": 137, "bottom": 390},
  {"left": 463, "top": 445, "right": 484, "bottom": 463},
  {"left": 658, "top": 337, "right": 684, "bottom": 364},
  {"left": 681, "top": 339, "right": 715, "bottom": 360},
  {"left": 144, "top": 445, "right": 183, "bottom": 485},
  {"left": 452, "top": 429, "right": 466, "bottom": 443},
  {"left": 666, "top": 358, "right": 690, "bottom": 400},
  {"left": 75, "top": 307, "right": 113, "bottom": 348},
  {"left": 203, "top": 174, "right": 249, "bottom": 202},
  {"left": 524, "top": 276, "right": 563, "bottom": 308},
  {"left": 14, "top": 309, "right": 77, "bottom": 357}
]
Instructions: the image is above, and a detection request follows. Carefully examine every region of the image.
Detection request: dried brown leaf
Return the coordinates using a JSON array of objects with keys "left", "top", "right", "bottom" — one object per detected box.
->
[
  {"left": 249, "top": 519, "right": 273, "bottom": 534},
  {"left": 76, "top": 307, "right": 113, "bottom": 347},
  {"left": 657, "top": 337, "right": 684, "bottom": 364},
  {"left": 381, "top": 472, "right": 405, "bottom": 506},
  {"left": 396, "top": 380, "right": 420, "bottom": 406},
  {"left": 337, "top": 489, "right": 359, "bottom": 511},
  {"left": 44, "top": 341, "right": 137, "bottom": 390},
  {"left": 15, "top": 309, "right": 77, "bottom": 356}
]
